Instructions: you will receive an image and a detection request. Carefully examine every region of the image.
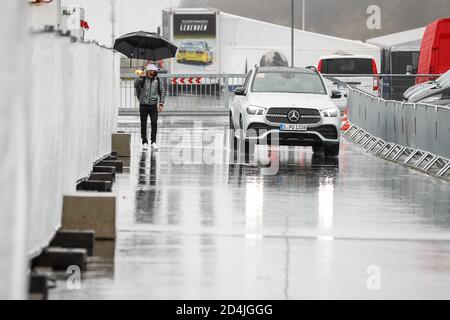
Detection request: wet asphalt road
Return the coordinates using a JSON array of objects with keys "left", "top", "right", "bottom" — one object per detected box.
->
[{"left": 50, "top": 116, "right": 450, "bottom": 300}]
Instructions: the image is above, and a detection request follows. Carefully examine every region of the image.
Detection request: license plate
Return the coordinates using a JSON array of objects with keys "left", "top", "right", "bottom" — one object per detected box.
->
[{"left": 280, "top": 124, "right": 308, "bottom": 131}]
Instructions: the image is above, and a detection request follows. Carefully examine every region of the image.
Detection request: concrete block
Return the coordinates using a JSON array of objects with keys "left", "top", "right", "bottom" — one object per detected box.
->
[
  {"left": 29, "top": 274, "right": 50, "bottom": 300},
  {"left": 88, "top": 172, "right": 115, "bottom": 182},
  {"left": 112, "top": 133, "right": 131, "bottom": 157},
  {"left": 93, "top": 165, "right": 116, "bottom": 177},
  {"left": 94, "top": 240, "right": 116, "bottom": 261},
  {"left": 105, "top": 155, "right": 118, "bottom": 161},
  {"left": 118, "top": 156, "right": 131, "bottom": 168},
  {"left": 77, "top": 180, "right": 113, "bottom": 192},
  {"left": 98, "top": 160, "right": 123, "bottom": 173},
  {"left": 62, "top": 194, "right": 116, "bottom": 240},
  {"left": 32, "top": 248, "right": 87, "bottom": 271},
  {"left": 50, "top": 230, "right": 95, "bottom": 256}
]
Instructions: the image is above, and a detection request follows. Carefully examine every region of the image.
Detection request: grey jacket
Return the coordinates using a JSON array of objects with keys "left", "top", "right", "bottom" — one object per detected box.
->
[{"left": 134, "top": 76, "right": 166, "bottom": 105}]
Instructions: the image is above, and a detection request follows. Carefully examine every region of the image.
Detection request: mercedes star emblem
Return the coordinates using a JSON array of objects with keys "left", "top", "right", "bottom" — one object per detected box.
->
[{"left": 288, "top": 110, "right": 300, "bottom": 123}]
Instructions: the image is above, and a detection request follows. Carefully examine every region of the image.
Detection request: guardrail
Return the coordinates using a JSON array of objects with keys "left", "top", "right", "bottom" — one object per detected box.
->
[
  {"left": 0, "top": 2, "right": 119, "bottom": 299},
  {"left": 120, "top": 74, "right": 246, "bottom": 114},
  {"left": 322, "top": 74, "right": 442, "bottom": 101},
  {"left": 345, "top": 87, "right": 450, "bottom": 179}
]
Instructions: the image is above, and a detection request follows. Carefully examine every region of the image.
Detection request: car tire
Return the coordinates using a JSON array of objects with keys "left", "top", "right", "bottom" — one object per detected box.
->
[
  {"left": 230, "top": 112, "right": 238, "bottom": 151},
  {"left": 246, "top": 139, "right": 254, "bottom": 155},
  {"left": 229, "top": 112, "right": 234, "bottom": 130},
  {"left": 312, "top": 144, "right": 324, "bottom": 154},
  {"left": 324, "top": 144, "right": 340, "bottom": 157}
]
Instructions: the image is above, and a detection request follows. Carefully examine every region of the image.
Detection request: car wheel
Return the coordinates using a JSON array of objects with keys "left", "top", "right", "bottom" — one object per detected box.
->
[
  {"left": 244, "top": 139, "right": 255, "bottom": 155},
  {"left": 324, "top": 144, "right": 340, "bottom": 157},
  {"left": 229, "top": 112, "right": 234, "bottom": 130},
  {"left": 312, "top": 144, "right": 324, "bottom": 154},
  {"left": 230, "top": 112, "right": 238, "bottom": 150}
]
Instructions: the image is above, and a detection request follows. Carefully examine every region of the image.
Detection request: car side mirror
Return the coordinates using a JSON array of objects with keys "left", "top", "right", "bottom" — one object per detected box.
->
[
  {"left": 331, "top": 90, "right": 342, "bottom": 99},
  {"left": 234, "top": 87, "right": 246, "bottom": 96}
]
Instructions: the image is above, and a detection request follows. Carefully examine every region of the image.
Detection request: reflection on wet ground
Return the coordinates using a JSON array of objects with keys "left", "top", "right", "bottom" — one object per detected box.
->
[{"left": 50, "top": 117, "right": 450, "bottom": 300}]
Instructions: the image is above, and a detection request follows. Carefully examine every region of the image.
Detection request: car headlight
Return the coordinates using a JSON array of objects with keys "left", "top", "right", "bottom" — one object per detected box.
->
[
  {"left": 247, "top": 105, "right": 266, "bottom": 115},
  {"left": 322, "top": 107, "right": 340, "bottom": 117}
]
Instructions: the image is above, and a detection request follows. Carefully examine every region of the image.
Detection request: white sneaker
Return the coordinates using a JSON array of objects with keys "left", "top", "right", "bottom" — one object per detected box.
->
[
  {"left": 142, "top": 143, "right": 149, "bottom": 150},
  {"left": 151, "top": 143, "right": 158, "bottom": 150}
]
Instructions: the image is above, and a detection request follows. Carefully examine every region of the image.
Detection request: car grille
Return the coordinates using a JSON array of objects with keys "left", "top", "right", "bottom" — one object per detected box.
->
[{"left": 266, "top": 108, "right": 322, "bottom": 124}]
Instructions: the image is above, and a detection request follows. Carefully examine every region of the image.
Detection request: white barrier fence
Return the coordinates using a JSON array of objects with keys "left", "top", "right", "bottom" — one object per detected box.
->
[
  {"left": 0, "top": 2, "right": 119, "bottom": 299},
  {"left": 0, "top": 0, "right": 29, "bottom": 300},
  {"left": 27, "top": 32, "right": 119, "bottom": 255}
]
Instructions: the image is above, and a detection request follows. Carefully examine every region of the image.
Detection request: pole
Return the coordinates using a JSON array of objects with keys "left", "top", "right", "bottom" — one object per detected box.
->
[
  {"left": 302, "top": 0, "right": 306, "bottom": 31},
  {"left": 291, "top": 0, "right": 294, "bottom": 67}
]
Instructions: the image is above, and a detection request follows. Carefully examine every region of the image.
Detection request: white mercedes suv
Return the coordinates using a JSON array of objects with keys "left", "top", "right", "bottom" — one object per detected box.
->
[{"left": 230, "top": 66, "right": 342, "bottom": 156}]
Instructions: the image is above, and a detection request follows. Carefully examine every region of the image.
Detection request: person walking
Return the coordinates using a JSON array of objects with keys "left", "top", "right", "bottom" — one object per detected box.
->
[{"left": 134, "top": 64, "right": 166, "bottom": 150}]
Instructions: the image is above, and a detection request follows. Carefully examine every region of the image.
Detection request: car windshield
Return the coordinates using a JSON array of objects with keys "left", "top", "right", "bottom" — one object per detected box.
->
[
  {"left": 321, "top": 58, "right": 374, "bottom": 74},
  {"left": 251, "top": 71, "right": 327, "bottom": 94},
  {"left": 181, "top": 42, "right": 204, "bottom": 50}
]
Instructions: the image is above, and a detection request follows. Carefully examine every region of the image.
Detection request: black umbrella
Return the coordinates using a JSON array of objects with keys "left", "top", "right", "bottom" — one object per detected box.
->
[{"left": 113, "top": 31, "right": 178, "bottom": 62}]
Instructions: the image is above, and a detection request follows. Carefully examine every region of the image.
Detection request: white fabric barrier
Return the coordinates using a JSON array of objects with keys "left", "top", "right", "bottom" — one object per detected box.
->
[
  {"left": 0, "top": 0, "right": 29, "bottom": 300},
  {"left": 27, "top": 33, "right": 119, "bottom": 257},
  {"left": 1, "top": 24, "right": 119, "bottom": 298}
]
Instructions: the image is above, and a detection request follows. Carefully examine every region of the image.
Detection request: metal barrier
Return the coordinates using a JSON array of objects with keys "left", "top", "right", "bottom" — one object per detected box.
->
[
  {"left": 323, "top": 74, "right": 442, "bottom": 101},
  {"left": 345, "top": 87, "right": 450, "bottom": 180},
  {"left": 120, "top": 74, "right": 246, "bottom": 114},
  {"left": 121, "top": 73, "right": 443, "bottom": 114}
]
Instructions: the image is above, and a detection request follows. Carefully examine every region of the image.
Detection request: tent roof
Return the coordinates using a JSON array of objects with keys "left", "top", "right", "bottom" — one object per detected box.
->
[
  {"left": 367, "top": 27, "right": 425, "bottom": 51},
  {"left": 221, "top": 11, "right": 379, "bottom": 49}
]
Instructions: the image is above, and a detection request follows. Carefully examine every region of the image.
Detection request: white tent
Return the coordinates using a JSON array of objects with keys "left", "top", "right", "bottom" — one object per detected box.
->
[
  {"left": 219, "top": 11, "right": 381, "bottom": 73},
  {"left": 367, "top": 27, "right": 425, "bottom": 52}
]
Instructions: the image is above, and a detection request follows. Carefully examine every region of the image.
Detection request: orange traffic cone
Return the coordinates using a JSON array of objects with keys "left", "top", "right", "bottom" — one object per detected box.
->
[{"left": 341, "top": 108, "right": 350, "bottom": 131}]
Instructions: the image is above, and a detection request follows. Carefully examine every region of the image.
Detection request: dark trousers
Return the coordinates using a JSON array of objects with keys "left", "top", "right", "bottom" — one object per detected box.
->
[{"left": 140, "top": 104, "right": 158, "bottom": 144}]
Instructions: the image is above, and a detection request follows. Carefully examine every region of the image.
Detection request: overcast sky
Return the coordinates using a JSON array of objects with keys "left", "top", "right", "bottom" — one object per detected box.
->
[{"left": 61, "top": 0, "right": 180, "bottom": 46}]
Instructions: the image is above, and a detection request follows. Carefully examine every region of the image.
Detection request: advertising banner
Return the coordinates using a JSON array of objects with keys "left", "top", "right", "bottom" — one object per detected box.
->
[{"left": 172, "top": 14, "right": 218, "bottom": 73}]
